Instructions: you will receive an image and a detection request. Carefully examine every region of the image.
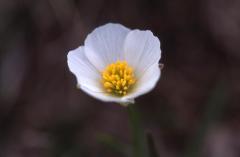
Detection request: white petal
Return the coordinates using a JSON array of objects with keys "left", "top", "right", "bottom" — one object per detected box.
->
[
  {"left": 80, "top": 85, "right": 134, "bottom": 105},
  {"left": 84, "top": 23, "right": 130, "bottom": 71},
  {"left": 123, "top": 30, "right": 161, "bottom": 77},
  {"left": 67, "top": 47, "right": 134, "bottom": 104},
  {"left": 123, "top": 63, "right": 161, "bottom": 101},
  {"left": 67, "top": 46, "right": 102, "bottom": 92}
]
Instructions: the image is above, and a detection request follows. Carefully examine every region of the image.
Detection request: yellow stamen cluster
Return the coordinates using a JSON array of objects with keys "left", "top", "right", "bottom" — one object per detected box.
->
[{"left": 101, "top": 61, "right": 136, "bottom": 96}]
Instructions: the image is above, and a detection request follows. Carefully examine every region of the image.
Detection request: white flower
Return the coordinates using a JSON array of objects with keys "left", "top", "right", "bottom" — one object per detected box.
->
[{"left": 67, "top": 23, "right": 161, "bottom": 105}]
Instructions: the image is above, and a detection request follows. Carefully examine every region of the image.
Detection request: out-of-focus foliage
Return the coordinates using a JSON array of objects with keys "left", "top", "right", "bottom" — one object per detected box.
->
[{"left": 0, "top": 0, "right": 240, "bottom": 157}]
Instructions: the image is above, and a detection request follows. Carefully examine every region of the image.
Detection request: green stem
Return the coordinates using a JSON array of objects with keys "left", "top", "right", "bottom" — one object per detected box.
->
[{"left": 128, "top": 104, "right": 149, "bottom": 157}]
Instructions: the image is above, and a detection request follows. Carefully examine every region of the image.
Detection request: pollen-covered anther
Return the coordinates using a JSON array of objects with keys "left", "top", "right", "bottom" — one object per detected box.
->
[{"left": 101, "top": 61, "right": 136, "bottom": 96}]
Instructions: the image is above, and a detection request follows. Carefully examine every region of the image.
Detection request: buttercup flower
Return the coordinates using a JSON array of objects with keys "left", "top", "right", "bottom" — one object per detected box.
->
[{"left": 67, "top": 23, "right": 161, "bottom": 105}]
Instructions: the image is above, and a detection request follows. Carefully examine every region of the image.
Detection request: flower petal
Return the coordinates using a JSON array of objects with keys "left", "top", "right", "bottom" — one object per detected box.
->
[
  {"left": 123, "top": 63, "right": 161, "bottom": 101},
  {"left": 80, "top": 85, "right": 134, "bottom": 105},
  {"left": 67, "top": 47, "right": 134, "bottom": 104},
  {"left": 67, "top": 46, "right": 102, "bottom": 92},
  {"left": 84, "top": 23, "right": 130, "bottom": 71},
  {"left": 123, "top": 30, "right": 161, "bottom": 77}
]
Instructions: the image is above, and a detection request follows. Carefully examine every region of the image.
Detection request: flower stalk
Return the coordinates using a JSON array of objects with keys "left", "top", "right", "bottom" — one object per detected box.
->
[{"left": 128, "top": 104, "right": 149, "bottom": 157}]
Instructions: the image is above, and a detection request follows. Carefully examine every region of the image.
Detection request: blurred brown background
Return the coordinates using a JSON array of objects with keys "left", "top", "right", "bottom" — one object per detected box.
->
[{"left": 0, "top": 0, "right": 240, "bottom": 157}]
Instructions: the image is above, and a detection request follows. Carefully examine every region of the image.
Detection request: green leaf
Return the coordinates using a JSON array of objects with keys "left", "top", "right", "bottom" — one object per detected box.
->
[
  {"left": 97, "top": 133, "right": 130, "bottom": 157},
  {"left": 146, "top": 132, "right": 160, "bottom": 157},
  {"left": 183, "top": 80, "right": 228, "bottom": 157}
]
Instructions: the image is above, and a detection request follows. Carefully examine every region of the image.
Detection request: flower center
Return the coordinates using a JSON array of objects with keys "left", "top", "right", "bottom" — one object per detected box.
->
[{"left": 101, "top": 61, "right": 136, "bottom": 96}]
